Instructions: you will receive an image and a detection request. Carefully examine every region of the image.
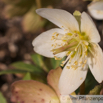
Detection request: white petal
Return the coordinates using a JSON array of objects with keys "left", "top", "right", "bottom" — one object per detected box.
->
[
  {"left": 88, "top": 1, "right": 103, "bottom": 20},
  {"left": 32, "top": 28, "right": 65, "bottom": 58},
  {"left": 36, "top": 8, "right": 79, "bottom": 32},
  {"left": 81, "top": 12, "right": 100, "bottom": 43},
  {"left": 55, "top": 52, "right": 66, "bottom": 58},
  {"left": 59, "top": 62, "right": 88, "bottom": 95},
  {"left": 88, "top": 44, "right": 103, "bottom": 83}
]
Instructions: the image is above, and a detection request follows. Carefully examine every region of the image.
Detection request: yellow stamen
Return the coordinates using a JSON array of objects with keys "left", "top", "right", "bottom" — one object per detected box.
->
[
  {"left": 79, "top": 61, "right": 82, "bottom": 64},
  {"left": 80, "top": 78, "right": 83, "bottom": 80},
  {"left": 82, "top": 64, "right": 85, "bottom": 68},
  {"left": 74, "top": 61, "right": 78, "bottom": 65},
  {"left": 56, "top": 33, "right": 59, "bottom": 37},
  {"left": 52, "top": 44, "right": 54, "bottom": 46},
  {"left": 54, "top": 56, "right": 61, "bottom": 60},
  {"left": 66, "top": 51, "right": 71, "bottom": 56},
  {"left": 69, "top": 59, "right": 71, "bottom": 63},
  {"left": 67, "top": 66, "right": 70, "bottom": 69},
  {"left": 75, "top": 47, "right": 77, "bottom": 51},
  {"left": 62, "top": 61, "right": 65, "bottom": 64},
  {"left": 84, "top": 59, "right": 87, "bottom": 64},
  {"left": 61, "top": 64, "right": 64, "bottom": 67},
  {"left": 71, "top": 65, "right": 75, "bottom": 69}
]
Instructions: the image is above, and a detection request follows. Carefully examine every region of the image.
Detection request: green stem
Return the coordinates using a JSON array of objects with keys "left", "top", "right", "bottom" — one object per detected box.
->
[
  {"left": 36, "top": 0, "right": 41, "bottom": 8},
  {"left": 80, "top": 81, "right": 85, "bottom": 95}
]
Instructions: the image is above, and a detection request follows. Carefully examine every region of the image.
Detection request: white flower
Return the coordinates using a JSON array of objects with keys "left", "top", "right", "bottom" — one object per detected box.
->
[
  {"left": 32, "top": 8, "right": 103, "bottom": 95},
  {"left": 88, "top": 0, "right": 103, "bottom": 20}
]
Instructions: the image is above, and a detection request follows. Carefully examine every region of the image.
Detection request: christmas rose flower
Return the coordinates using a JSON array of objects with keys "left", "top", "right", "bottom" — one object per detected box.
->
[
  {"left": 32, "top": 8, "right": 103, "bottom": 95},
  {"left": 11, "top": 67, "right": 74, "bottom": 103},
  {"left": 88, "top": 0, "right": 103, "bottom": 20}
]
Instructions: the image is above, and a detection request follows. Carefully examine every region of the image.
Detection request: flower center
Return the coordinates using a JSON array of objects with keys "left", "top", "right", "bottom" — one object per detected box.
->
[{"left": 51, "top": 31, "right": 91, "bottom": 70}]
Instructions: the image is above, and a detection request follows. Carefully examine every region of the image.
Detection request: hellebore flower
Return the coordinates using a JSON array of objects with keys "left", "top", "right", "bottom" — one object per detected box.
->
[
  {"left": 88, "top": 0, "right": 103, "bottom": 20},
  {"left": 11, "top": 67, "right": 74, "bottom": 103},
  {"left": 32, "top": 8, "right": 103, "bottom": 95}
]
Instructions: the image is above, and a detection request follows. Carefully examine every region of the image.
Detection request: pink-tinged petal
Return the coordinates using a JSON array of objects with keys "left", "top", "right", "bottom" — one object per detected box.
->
[
  {"left": 81, "top": 12, "right": 100, "bottom": 43},
  {"left": 47, "top": 67, "right": 62, "bottom": 97},
  {"left": 88, "top": 44, "right": 103, "bottom": 83},
  {"left": 11, "top": 80, "right": 59, "bottom": 103},
  {"left": 88, "top": 1, "right": 103, "bottom": 20},
  {"left": 32, "top": 28, "right": 65, "bottom": 58},
  {"left": 59, "top": 62, "right": 88, "bottom": 95},
  {"left": 36, "top": 8, "right": 79, "bottom": 32}
]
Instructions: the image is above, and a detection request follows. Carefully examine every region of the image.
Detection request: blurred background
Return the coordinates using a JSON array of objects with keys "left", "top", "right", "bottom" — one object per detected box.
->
[{"left": 0, "top": 0, "right": 103, "bottom": 103}]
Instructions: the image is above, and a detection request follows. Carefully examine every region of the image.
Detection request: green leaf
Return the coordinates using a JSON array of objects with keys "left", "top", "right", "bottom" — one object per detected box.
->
[
  {"left": 31, "top": 54, "right": 43, "bottom": 66},
  {"left": 23, "top": 72, "right": 32, "bottom": 80},
  {"left": 89, "top": 85, "right": 103, "bottom": 95},
  {"left": 85, "top": 70, "right": 98, "bottom": 94},
  {"left": 0, "top": 69, "right": 27, "bottom": 75},
  {"left": 11, "top": 61, "right": 47, "bottom": 82},
  {"left": 3, "top": 0, "right": 35, "bottom": 17},
  {"left": 22, "top": 7, "right": 46, "bottom": 33},
  {"left": 11, "top": 61, "right": 45, "bottom": 74},
  {"left": 50, "top": 58, "right": 65, "bottom": 69},
  {"left": 31, "top": 73, "right": 47, "bottom": 83},
  {"left": 31, "top": 54, "right": 48, "bottom": 72},
  {"left": 0, "top": 69, "right": 47, "bottom": 83},
  {"left": 0, "top": 92, "right": 7, "bottom": 103}
]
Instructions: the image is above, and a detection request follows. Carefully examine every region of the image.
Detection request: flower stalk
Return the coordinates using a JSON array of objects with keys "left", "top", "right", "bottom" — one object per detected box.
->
[
  {"left": 36, "top": 0, "right": 41, "bottom": 8},
  {"left": 80, "top": 81, "right": 85, "bottom": 95}
]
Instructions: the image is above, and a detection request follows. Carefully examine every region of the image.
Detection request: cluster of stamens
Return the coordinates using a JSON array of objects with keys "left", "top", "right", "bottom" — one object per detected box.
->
[{"left": 51, "top": 28, "right": 91, "bottom": 70}]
